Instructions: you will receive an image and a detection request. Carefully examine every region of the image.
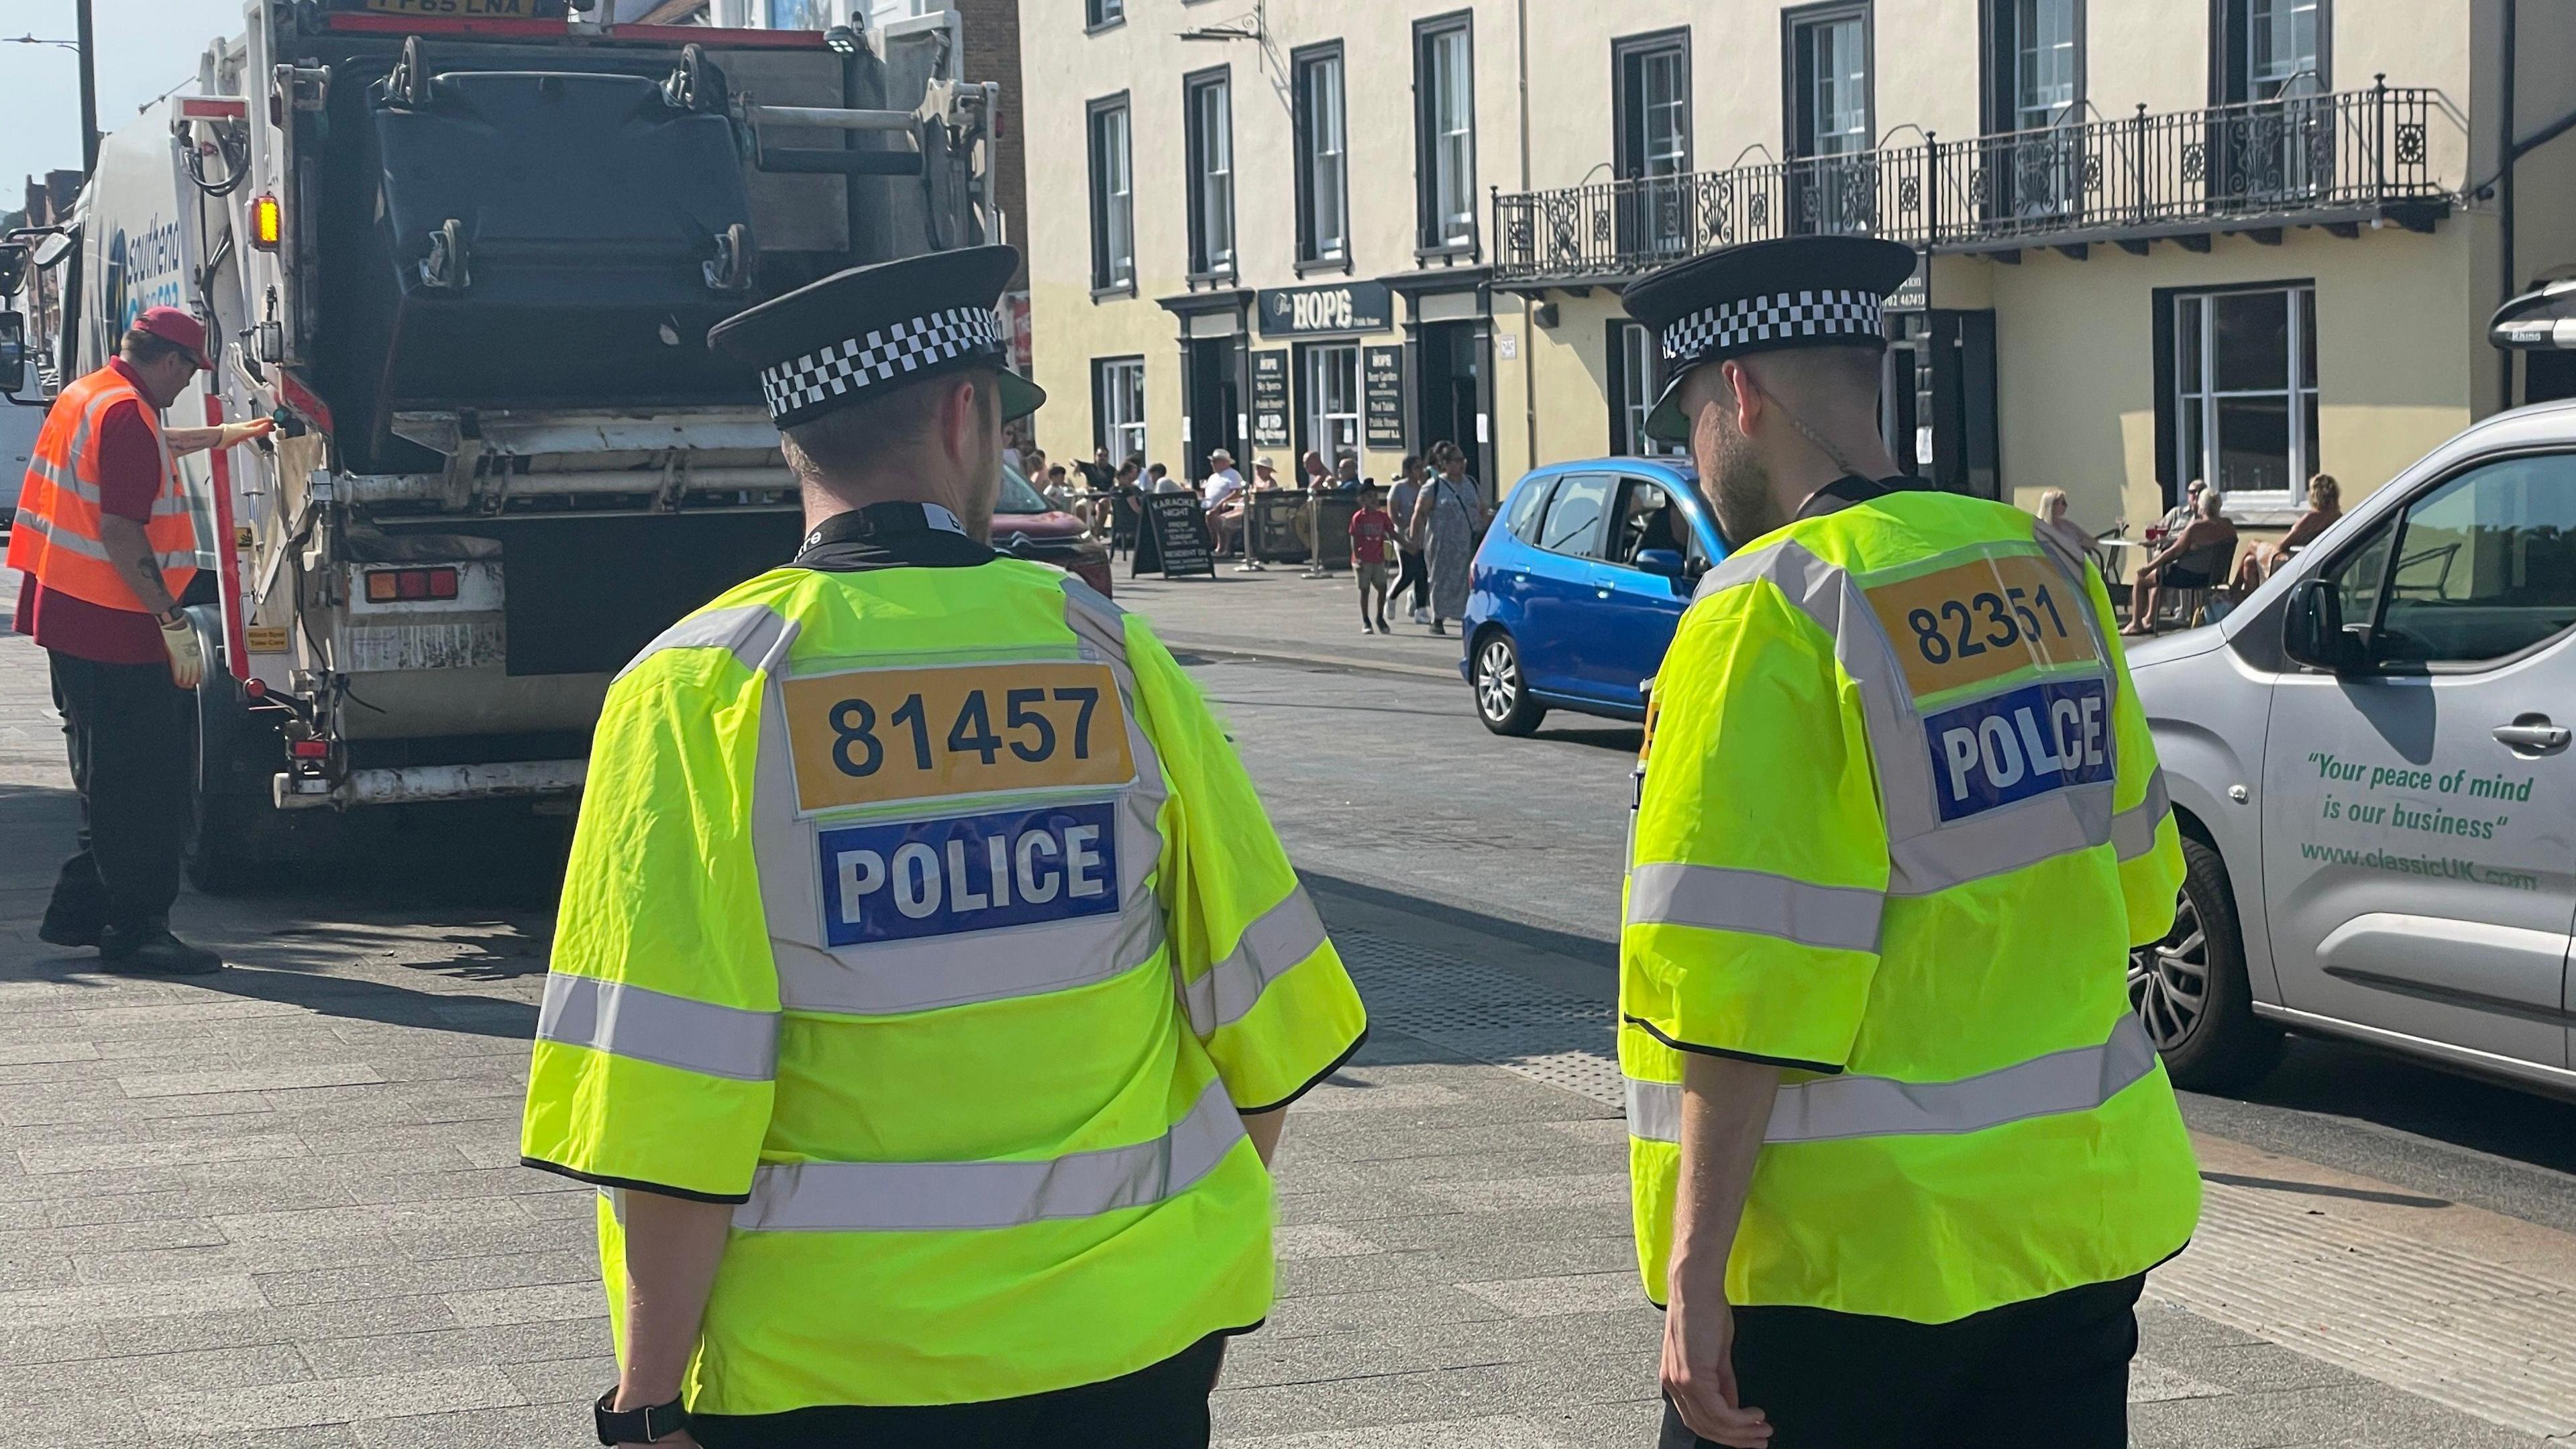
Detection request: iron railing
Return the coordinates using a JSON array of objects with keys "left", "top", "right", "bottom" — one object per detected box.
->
[{"left": 1494, "top": 81, "right": 2453, "bottom": 283}]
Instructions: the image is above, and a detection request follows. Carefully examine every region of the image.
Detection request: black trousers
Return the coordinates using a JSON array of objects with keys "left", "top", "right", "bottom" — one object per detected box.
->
[
  {"left": 1394, "top": 548, "right": 1429, "bottom": 611},
  {"left": 691, "top": 1334, "right": 1227, "bottom": 1449},
  {"left": 1659, "top": 1275, "right": 2144, "bottom": 1449},
  {"left": 46, "top": 650, "right": 193, "bottom": 934}
]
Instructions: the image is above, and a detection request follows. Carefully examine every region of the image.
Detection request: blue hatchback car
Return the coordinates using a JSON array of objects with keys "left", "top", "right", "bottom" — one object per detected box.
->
[{"left": 1459, "top": 458, "right": 1723, "bottom": 734}]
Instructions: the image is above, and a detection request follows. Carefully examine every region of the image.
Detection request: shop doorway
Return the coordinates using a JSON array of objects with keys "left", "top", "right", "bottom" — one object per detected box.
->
[
  {"left": 1887, "top": 309, "right": 2000, "bottom": 499},
  {"left": 1414, "top": 320, "right": 1488, "bottom": 496},
  {"left": 1185, "top": 335, "right": 1244, "bottom": 481}
]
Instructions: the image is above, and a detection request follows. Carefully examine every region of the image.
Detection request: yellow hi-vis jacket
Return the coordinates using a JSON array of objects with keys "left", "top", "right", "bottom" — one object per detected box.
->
[
  {"left": 520, "top": 557, "right": 1367, "bottom": 1414},
  {"left": 1621, "top": 482, "right": 2199, "bottom": 1324}
]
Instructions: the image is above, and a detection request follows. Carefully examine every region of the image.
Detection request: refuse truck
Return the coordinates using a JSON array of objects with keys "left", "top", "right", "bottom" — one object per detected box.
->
[{"left": 11, "top": 3, "right": 998, "bottom": 888}]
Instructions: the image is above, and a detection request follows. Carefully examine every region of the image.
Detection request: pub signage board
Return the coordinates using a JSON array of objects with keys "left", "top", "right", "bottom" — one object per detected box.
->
[
  {"left": 1138, "top": 492, "right": 1216, "bottom": 578},
  {"left": 1249, "top": 350, "right": 1291, "bottom": 449},
  {"left": 1256, "top": 280, "right": 1393, "bottom": 336},
  {"left": 1363, "top": 345, "right": 1406, "bottom": 451}
]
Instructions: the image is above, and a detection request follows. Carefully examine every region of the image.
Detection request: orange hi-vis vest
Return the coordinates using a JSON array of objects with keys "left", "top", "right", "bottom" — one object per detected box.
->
[{"left": 5, "top": 365, "right": 199, "bottom": 612}]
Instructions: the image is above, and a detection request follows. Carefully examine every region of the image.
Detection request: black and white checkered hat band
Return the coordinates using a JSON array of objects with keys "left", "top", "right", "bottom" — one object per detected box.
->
[
  {"left": 1661, "top": 288, "right": 1882, "bottom": 364},
  {"left": 759, "top": 306, "right": 1006, "bottom": 423}
]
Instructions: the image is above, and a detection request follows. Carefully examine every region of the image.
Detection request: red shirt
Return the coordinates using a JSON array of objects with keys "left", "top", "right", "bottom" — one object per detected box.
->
[
  {"left": 1348, "top": 506, "right": 1395, "bottom": 566},
  {"left": 12, "top": 359, "right": 177, "bottom": 664}
]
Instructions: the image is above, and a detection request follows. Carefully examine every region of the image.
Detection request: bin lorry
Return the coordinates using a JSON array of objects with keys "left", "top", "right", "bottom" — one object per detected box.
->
[{"left": 11, "top": 2, "right": 998, "bottom": 888}]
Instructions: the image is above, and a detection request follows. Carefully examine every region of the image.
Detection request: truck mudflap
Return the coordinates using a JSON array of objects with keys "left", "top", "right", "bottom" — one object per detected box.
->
[{"left": 273, "top": 758, "right": 586, "bottom": 810}]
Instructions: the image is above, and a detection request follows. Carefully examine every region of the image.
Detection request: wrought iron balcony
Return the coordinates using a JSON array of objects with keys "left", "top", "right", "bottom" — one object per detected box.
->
[{"left": 1493, "top": 81, "right": 2457, "bottom": 286}]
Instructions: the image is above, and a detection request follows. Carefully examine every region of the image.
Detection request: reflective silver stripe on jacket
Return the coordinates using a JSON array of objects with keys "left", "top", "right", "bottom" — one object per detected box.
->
[
  {"left": 617, "top": 602, "right": 803, "bottom": 682},
  {"left": 1624, "top": 1014, "right": 2159, "bottom": 1146},
  {"left": 2112, "top": 768, "right": 2172, "bottom": 863},
  {"left": 536, "top": 973, "right": 781, "bottom": 1082},
  {"left": 752, "top": 575, "right": 1175, "bottom": 1017},
  {"left": 1183, "top": 885, "right": 1331, "bottom": 1033},
  {"left": 6, "top": 507, "right": 199, "bottom": 570},
  {"left": 1624, "top": 862, "right": 1882, "bottom": 955},
  {"left": 1695, "top": 536, "right": 2116, "bottom": 894},
  {"left": 734, "top": 1075, "right": 1244, "bottom": 1232}
]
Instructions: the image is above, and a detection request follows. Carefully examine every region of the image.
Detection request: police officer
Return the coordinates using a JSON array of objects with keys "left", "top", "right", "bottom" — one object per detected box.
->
[
  {"left": 1615, "top": 235, "right": 2200, "bottom": 1448},
  {"left": 521, "top": 246, "right": 1367, "bottom": 1449}
]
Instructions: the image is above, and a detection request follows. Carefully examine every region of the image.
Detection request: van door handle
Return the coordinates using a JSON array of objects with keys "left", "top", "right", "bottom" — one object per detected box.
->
[{"left": 2493, "top": 716, "right": 2571, "bottom": 753}]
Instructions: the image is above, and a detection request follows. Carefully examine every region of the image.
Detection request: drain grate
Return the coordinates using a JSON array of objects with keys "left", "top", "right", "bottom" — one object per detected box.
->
[{"left": 1336, "top": 927, "right": 1625, "bottom": 1107}]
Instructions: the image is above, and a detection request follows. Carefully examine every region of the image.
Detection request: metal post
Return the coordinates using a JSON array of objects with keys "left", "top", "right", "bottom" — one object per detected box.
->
[
  {"left": 75, "top": 0, "right": 101, "bottom": 177},
  {"left": 2131, "top": 104, "right": 2147, "bottom": 225},
  {"left": 2373, "top": 72, "right": 2389, "bottom": 195},
  {"left": 1924, "top": 130, "right": 1939, "bottom": 248}
]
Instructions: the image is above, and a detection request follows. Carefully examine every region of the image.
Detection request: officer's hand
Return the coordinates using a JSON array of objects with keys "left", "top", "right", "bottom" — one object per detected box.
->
[
  {"left": 159, "top": 614, "right": 207, "bottom": 691},
  {"left": 1661, "top": 1275, "right": 1770, "bottom": 1446}
]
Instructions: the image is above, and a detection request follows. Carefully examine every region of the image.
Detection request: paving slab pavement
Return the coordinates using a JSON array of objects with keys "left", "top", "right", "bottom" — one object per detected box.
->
[{"left": 0, "top": 569, "right": 2562, "bottom": 1446}]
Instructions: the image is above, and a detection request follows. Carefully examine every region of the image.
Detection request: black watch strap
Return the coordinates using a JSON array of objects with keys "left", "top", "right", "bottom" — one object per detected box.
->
[{"left": 594, "top": 1387, "right": 689, "bottom": 1445}]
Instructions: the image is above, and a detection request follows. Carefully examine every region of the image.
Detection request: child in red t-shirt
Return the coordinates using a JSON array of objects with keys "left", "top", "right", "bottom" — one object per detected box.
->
[{"left": 1348, "top": 486, "right": 1396, "bottom": 634}]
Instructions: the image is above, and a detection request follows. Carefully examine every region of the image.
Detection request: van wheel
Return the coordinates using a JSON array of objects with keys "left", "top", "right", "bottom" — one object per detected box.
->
[
  {"left": 2129, "top": 836, "right": 2283, "bottom": 1092},
  {"left": 1471, "top": 631, "right": 1544, "bottom": 737}
]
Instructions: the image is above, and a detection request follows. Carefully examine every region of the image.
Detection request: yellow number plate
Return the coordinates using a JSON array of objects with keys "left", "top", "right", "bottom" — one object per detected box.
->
[
  {"left": 783, "top": 662, "right": 1134, "bottom": 813},
  {"left": 1867, "top": 552, "right": 2098, "bottom": 699},
  {"left": 360, "top": 0, "right": 545, "bottom": 17}
]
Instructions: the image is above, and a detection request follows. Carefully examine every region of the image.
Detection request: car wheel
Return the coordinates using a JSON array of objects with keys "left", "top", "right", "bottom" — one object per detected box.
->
[
  {"left": 2129, "top": 835, "right": 2283, "bottom": 1092},
  {"left": 1471, "top": 631, "right": 1544, "bottom": 737}
]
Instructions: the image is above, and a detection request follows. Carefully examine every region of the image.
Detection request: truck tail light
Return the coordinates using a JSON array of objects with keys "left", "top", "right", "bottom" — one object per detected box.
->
[
  {"left": 251, "top": 193, "right": 283, "bottom": 252},
  {"left": 289, "top": 739, "right": 329, "bottom": 759},
  {"left": 364, "top": 566, "right": 459, "bottom": 602}
]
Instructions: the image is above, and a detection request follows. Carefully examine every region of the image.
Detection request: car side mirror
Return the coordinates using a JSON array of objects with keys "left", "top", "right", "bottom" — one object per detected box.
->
[
  {"left": 1634, "top": 547, "right": 1688, "bottom": 591},
  {"left": 2282, "top": 577, "right": 2369, "bottom": 673}
]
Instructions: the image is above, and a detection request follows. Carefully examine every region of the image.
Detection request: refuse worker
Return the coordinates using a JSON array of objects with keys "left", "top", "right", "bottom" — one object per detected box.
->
[
  {"left": 520, "top": 245, "right": 1367, "bottom": 1449},
  {"left": 7, "top": 307, "right": 273, "bottom": 975},
  {"left": 1615, "top": 235, "right": 2199, "bottom": 1449}
]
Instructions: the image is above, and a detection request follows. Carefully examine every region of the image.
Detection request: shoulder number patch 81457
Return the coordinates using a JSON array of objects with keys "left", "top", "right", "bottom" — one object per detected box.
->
[{"left": 782, "top": 661, "right": 1136, "bottom": 814}]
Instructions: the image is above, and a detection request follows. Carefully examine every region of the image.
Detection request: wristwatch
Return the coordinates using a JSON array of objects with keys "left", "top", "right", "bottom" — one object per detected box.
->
[{"left": 594, "top": 1387, "right": 689, "bottom": 1445}]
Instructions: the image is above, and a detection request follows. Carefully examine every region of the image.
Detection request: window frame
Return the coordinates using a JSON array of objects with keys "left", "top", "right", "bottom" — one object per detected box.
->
[
  {"left": 2167, "top": 280, "right": 2318, "bottom": 511},
  {"left": 2319, "top": 447, "right": 2576, "bottom": 676},
  {"left": 1085, "top": 0, "right": 1125, "bottom": 34},
  {"left": 1085, "top": 93, "right": 1136, "bottom": 298},
  {"left": 1533, "top": 472, "right": 1618, "bottom": 561},
  {"left": 1183, "top": 67, "right": 1237, "bottom": 282},
  {"left": 1296, "top": 341, "right": 1362, "bottom": 463},
  {"left": 1605, "top": 319, "right": 1684, "bottom": 459},
  {"left": 1092, "top": 356, "right": 1148, "bottom": 472},
  {"left": 1614, "top": 28, "right": 1693, "bottom": 180},
  {"left": 1980, "top": 0, "right": 2085, "bottom": 136},
  {"left": 1782, "top": 1, "right": 1874, "bottom": 162},
  {"left": 1292, "top": 42, "right": 1354, "bottom": 274},
  {"left": 1413, "top": 11, "right": 1479, "bottom": 259}
]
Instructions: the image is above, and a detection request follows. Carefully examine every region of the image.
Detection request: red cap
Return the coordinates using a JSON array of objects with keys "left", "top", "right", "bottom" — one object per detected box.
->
[{"left": 132, "top": 307, "right": 213, "bottom": 370}]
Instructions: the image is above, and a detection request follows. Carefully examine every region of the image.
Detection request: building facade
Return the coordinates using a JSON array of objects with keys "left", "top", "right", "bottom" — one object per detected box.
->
[{"left": 1023, "top": 0, "right": 2575, "bottom": 533}]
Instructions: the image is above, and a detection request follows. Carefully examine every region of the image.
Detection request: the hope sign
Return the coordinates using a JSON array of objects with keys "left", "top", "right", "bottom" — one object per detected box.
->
[
  {"left": 1921, "top": 678, "right": 2114, "bottom": 822},
  {"left": 816, "top": 801, "right": 1120, "bottom": 947}
]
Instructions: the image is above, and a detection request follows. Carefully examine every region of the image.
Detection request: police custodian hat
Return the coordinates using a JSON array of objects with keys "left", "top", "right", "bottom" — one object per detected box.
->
[
  {"left": 708, "top": 244, "right": 1045, "bottom": 431},
  {"left": 1623, "top": 233, "right": 1915, "bottom": 443}
]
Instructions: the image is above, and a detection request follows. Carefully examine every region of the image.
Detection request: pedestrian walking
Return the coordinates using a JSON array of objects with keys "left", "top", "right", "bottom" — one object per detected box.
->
[
  {"left": 1348, "top": 484, "right": 1395, "bottom": 633},
  {"left": 521, "top": 246, "right": 1367, "bottom": 1449},
  {"left": 1409, "top": 440, "right": 1485, "bottom": 636},
  {"left": 9, "top": 307, "right": 274, "bottom": 974},
  {"left": 1387, "top": 453, "right": 1430, "bottom": 623},
  {"left": 1617, "top": 234, "right": 2197, "bottom": 1449}
]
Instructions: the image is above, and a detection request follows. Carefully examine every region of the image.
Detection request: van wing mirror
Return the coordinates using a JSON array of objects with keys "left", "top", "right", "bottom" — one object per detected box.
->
[
  {"left": 29, "top": 231, "right": 74, "bottom": 270},
  {"left": 0, "top": 242, "right": 25, "bottom": 299},
  {"left": 0, "top": 312, "right": 25, "bottom": 390},
  {"left": 2282, "top": 577, "right": 2369, "bottom": 673}
]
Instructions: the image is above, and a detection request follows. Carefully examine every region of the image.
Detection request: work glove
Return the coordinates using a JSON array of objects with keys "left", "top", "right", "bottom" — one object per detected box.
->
[{"left": 160, "top": 612, "right": 207, "bottom": 690}]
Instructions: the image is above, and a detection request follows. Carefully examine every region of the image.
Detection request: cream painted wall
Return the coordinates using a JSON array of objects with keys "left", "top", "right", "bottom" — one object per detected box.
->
[
  {"left": 1022, "top": 1, "right": 2508, "bottom": 508},
  {"left": 1989, "top": 225, "right": 2479, "bottom": 537}
]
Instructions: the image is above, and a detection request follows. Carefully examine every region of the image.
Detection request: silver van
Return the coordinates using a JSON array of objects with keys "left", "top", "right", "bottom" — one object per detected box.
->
[{"left": 2127, "top": 402, "right": 2576, "bottom": 1097}]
